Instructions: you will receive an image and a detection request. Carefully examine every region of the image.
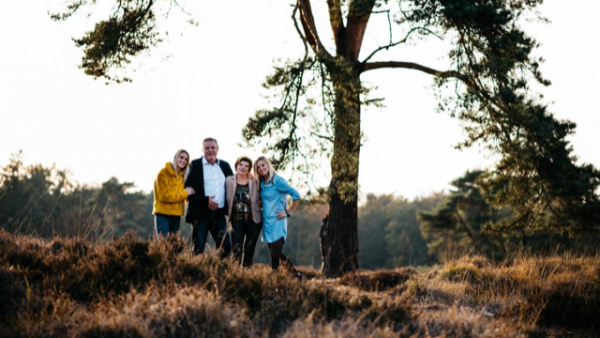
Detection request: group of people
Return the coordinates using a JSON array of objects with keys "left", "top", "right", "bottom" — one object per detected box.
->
[{"left": 152, "top": 137, "right": 303, "bottom": 278}]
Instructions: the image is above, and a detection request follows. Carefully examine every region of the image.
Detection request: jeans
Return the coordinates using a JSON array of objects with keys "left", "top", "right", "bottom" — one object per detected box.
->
[
  {"left": 192, "top": 209, "right": 231, "bottom": 258},
  {"left": 155, "top": 214, "right": 181, "bottom": 238},
  {"left": 231, "top": 221, "right": 262, "bottom": 267}
]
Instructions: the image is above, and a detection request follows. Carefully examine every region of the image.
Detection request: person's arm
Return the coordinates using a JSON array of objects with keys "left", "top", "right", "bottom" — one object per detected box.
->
[
  {"left": 214, "top": 160, "right": 233, "bottom": 211},
  {"left": 156, "top": 171, "right": 188, "bottom": 203},
  {"left": 253, "top": 177, "right": 263, "bottom": 209},
  {"left": 275, "top": 176, "right": 301, "bottom": 200},
  {"left": 224, "top": 176, "right": 235, "bottom": 215},
  {"left": 222, "top": 161, "right": 234, "bottom": 177},
  {"left": 275, "top": 176, "right": 301, "bottom": 219},
  {"left": 286, "top": 199, "right": 300, "bottom": 216},
  {"left": 185, "top": 162, "right": 209, "bottom": 207}
]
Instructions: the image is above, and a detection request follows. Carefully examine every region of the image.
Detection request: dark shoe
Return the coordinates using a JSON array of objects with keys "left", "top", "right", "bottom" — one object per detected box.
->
[{"left": 296, "top": 272, "right": 307, "bottom": 281}]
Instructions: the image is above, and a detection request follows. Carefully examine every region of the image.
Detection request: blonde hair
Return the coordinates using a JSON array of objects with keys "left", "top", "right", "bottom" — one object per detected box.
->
[
  {"left": 172, "top": 149, "right": 191, "bottom": 181},
  {"left": 254, "top": 156, "right": 276, "bottom": 185}
]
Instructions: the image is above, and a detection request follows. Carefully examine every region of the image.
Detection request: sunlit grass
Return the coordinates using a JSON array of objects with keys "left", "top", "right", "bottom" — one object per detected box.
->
[{"left": 0, "top": 229, "right": 598, "bottom": 337}]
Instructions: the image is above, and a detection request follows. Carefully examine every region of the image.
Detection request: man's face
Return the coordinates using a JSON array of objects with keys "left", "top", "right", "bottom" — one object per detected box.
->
[{"left": 203, "top": 140, "right": 219, "bottom": 164}]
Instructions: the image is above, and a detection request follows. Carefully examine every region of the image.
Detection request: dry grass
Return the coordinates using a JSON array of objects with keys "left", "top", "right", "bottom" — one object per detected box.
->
[
  {"left": 409, "top": 254, "right": 600, "bottom": 337},
  {"left": 0, "top": 229, "right": 598, "bottom": 337}
]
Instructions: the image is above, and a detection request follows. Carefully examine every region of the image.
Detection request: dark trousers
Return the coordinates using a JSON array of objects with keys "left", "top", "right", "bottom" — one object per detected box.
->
[
  {"left": 267, "top": 237, "right": 297, "bottom": 273},
  {"left": 231, "top": 221, "right": 262, "bottom": 267},
  {"left": 192, "top": 210, "right": 231, "bottom": 258},
  {"left": 155, "top": 214, "right": 181, "bottom": 238}
]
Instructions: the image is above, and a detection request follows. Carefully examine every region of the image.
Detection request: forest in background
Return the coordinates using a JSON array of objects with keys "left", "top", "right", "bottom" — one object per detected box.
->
[{"left": 1, "top": 152, "right": 597, "bottom": 270}]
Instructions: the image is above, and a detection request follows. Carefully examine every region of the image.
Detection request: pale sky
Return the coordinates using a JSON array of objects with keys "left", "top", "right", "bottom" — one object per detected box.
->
[{"left": 1, "top": 0, "right": 598, "bottom": 200}]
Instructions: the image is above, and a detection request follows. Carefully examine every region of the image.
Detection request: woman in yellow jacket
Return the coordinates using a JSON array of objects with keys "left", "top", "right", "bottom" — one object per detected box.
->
[{"left": 152, "top": 149, "right": 195, "bottom": 238}]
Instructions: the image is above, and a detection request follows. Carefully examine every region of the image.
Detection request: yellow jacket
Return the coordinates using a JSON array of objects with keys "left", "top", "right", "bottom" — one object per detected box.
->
[{"left": 153, "top": 162, "right": 188, "bottom": 216}]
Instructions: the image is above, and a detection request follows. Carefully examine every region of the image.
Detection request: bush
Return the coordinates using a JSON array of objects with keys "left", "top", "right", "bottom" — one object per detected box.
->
[{"left": 1, "top": 229, "right": 598, "bottom": 337}]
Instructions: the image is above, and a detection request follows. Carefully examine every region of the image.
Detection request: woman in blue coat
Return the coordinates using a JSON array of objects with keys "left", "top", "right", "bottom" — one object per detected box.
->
[{"left": 254, "top": 156, "right": 303, "bottom": 277}]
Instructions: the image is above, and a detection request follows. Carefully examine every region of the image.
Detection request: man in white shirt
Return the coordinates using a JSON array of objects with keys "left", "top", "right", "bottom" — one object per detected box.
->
[{"left": 185, "top": 138, "right": 234, "bottom": 256}]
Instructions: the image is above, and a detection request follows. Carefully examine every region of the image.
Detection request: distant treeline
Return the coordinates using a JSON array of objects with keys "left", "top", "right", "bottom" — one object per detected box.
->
[{"left": 1, "top": 152, "right": 596, "bottom": 269}]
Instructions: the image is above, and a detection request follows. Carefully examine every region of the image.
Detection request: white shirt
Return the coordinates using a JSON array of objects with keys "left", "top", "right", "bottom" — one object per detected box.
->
[{"left": 202, "top": 157, "right": 226, "bottom": 208}]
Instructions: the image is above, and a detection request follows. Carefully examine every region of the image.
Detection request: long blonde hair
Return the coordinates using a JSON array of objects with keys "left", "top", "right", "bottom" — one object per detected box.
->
[
  {"left": 172, "top": 149, "right": 191, "bottom": 181},
  {"left": 254, "top": 156, "right": 276, "bottom": 185}
]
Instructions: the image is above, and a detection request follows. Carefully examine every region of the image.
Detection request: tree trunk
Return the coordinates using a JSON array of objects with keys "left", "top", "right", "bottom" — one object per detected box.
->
[{"left": 321, "top": 63, "right": 362, "bottom": 277}]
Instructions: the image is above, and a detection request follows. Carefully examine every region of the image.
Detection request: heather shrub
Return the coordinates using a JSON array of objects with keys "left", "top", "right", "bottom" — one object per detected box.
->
[
  {"left": 0, "top": 230, "right": 415, "bottom": 337},
  {"left": 338, "top": 267, "right": 417, "bottom": 292},
  {"left": 1, "top": 229, "right": 598, "bottom": 337},
  {"left": 414, "top": 254, "right": 600, "bottom": 333},
  {"left": 0, "top": 267, "right": 26, "bottom": 322}
]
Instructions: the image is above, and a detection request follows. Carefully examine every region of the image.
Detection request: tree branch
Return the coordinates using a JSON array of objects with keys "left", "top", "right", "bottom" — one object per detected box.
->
[
  {"left": 374, "top": 9, "right": 392, "bottom": 47},
  {"left": 311, "top": 133, "right": 334, "bottom": 143},
  {"left": 326, "top": 0, "right": 345, "bottom": 50},
  {"left": 362, "top": 61, "right": 462, "bottom": 79},
  {"left": 49, "top": 0, "right": 88, "bottom": 21},
  {"left": 454, "top": 209, "right": 476, "bottom": 241},
  {"left": 297, "top": 0, "right": 331, "bottom": 58},
  {"left": 344, "top": 0, "right": 376, "bottom": 60},
  {"left": 362, "top": 26, "right": 442, "bottom": 64},
  {"left": 292, "top": 5, "right": 309, "bottom": 57}
]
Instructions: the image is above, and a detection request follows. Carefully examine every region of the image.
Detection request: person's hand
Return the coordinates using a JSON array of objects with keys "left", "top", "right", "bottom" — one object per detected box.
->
[
  {"left": 208, "top": 196, "right": 219, "bottom": 210},
  {"left": 185, "top": 187, "right": 195, "bottom": 196},
  {"left": 276, "top": 210, "right": 287, "bottom": 219}
]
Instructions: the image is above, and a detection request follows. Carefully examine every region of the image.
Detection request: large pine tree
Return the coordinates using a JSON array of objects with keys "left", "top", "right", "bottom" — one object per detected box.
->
[{"left": 54, "top": 0, "right": 600, "bottom": 277}]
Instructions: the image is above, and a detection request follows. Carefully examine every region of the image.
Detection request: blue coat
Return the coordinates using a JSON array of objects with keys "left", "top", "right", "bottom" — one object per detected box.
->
[{"left": 260, "top": 175, "right": 300, "bottom": 243}]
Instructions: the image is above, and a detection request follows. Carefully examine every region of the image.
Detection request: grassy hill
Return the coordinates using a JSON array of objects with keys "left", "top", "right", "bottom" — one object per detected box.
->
[{"left": 0, "top": 229, "right": 598, "bottom": 337}]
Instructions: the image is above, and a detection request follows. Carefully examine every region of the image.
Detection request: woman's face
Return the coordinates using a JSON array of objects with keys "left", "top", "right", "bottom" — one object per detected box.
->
[
  {"left": 236, "top": 160, "right": 251, "bottom": 176},
  {"left": 176, "top": 152, "right": 189, "bottom": 170},
  {"left": 256, "top": 160, "right": 269, "bottom": 177}
]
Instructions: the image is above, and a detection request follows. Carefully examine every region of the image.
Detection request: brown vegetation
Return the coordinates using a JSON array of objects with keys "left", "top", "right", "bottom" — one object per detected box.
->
[{"left": 0, "top": 229, "right": 598, "bottom": 337}]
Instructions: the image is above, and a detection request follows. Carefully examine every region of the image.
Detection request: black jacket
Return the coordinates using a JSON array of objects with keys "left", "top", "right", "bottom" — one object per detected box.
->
[{"left": 184, "top": 157, "right": 233, "bottom": 224}]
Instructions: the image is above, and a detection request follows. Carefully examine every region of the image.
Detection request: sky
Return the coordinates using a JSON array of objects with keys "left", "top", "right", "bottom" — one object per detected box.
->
[{"left": 1, "top": 0, "right": 599, "bottom": 200}]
